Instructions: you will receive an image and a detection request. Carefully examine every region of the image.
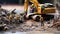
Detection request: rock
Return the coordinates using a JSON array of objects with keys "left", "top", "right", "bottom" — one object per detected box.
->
[
  {"left": 31, "top": 26, "right": 36, "bottom": 29},
  {"left": 0, "top": 24, "right": 9, "bottom": 31}
]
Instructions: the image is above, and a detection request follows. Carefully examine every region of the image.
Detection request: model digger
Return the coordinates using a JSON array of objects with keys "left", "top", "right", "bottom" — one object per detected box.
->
[{"left": 24, "top": 0, "right": 56, "bottom": 22}]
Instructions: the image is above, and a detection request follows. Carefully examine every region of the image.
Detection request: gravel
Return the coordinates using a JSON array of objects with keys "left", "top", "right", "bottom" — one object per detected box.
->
[{"left": 0, "top": 19, "right": 60, "bottom": 32}]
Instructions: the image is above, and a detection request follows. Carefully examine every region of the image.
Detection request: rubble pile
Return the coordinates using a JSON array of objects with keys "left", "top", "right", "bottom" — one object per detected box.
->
[
  {"left": 14, "top": 20, "right": 54, "bottom": 32},
  {"left": 0, "top": 5, "right": 24, "bottom": 31},
  {"left": 51, "top": 19, "right": 60, "bottom": 31},
  {"left": 0, "top": 8, "right": 24, "bottom": 24},
  {"left": 13, "top": 19, "right": 60, "bottom": 32}
]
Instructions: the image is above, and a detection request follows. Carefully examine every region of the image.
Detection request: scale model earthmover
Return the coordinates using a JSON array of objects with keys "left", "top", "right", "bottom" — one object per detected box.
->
[{"left": 23, "top": 0, "right": 56, "bottom": 22}]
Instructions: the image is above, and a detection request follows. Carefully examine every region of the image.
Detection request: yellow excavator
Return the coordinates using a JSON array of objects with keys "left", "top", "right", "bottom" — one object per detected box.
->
[{"left": 24, "top": 0, "right": 56, "bottom": 21}]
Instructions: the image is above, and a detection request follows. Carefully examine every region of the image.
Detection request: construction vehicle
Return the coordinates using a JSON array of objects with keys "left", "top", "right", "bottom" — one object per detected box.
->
[{"left": 24, "top": 0, "right": 56, "bottom": 21}]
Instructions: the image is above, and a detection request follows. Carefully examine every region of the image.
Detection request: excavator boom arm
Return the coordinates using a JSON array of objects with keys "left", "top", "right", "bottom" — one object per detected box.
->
[{"left": 24, "top": 0, "right": 39, "bottom": 13}]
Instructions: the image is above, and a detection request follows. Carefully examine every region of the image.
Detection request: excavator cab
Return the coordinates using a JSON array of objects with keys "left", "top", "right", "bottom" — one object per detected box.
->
[{"left": 30, "top": 4, "right": 37, "bottom": 13}]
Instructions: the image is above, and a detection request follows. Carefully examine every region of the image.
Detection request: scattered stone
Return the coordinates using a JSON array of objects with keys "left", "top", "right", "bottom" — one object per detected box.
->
[{"left": 0, "top": 24, "right": 9, "bottom": 31}]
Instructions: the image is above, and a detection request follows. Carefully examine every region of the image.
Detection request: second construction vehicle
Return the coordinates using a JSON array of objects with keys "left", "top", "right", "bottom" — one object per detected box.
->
[{"left": 24, "top": 0, "right": 56, "bottom": 21}]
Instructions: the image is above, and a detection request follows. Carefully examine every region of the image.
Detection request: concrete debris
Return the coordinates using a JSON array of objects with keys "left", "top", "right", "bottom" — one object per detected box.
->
[
  {"left": 0, "top": 24, "right": 9, "bottom": 31},
  {"left": 50, "top": 19, "right": 60, "bottom": 31}
]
